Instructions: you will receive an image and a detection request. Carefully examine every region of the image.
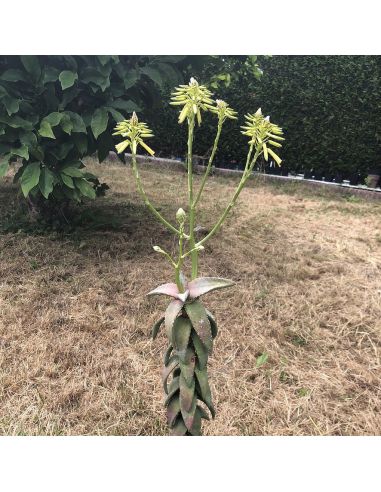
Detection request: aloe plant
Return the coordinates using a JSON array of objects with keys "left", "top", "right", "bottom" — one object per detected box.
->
[{"left": 114, "top": 77, "right": 284, "bottom": 435}]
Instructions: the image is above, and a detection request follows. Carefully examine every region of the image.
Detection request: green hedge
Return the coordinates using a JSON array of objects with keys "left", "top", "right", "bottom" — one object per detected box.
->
[{"left": 150, "top": 56, "right": 381, "bottom": 179}]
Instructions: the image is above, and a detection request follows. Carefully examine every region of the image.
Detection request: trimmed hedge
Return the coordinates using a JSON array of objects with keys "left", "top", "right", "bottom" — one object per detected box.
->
[{"left": 150, "top": 56, "right": 381, "bottom": 180}]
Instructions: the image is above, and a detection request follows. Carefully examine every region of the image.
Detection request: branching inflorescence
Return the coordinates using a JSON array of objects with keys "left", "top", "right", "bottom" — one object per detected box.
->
[{"left": 114, "top": 77, "right": 284, "bottom": 435}]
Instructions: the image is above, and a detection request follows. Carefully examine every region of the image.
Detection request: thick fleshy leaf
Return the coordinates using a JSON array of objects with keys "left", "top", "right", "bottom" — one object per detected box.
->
[
  {"left": 147, "top": 283, "right": 189, "bottom": 302},
  {"left": 165, "top": 299, "right": 184, "bottom": 340},
  {"left": 162, "top": 357, "right": 178, "bottom": 394},
  {"left": 191, "top": 330, "right": 208, "bottom": 370},
  {"left": 171, "top": 417, "right": 187, "bottom": 436},
  {"left": 181, "top": 394, "right": 197, "bottom": 431},
  {"left": 172, "top": 317, "right": 192, "bottom": 361},
  {"left": 197, "top": 404, "right": 211, "bottom": 421},
  {"left": 206, "top": 309, "right": 218, "bottom": 339},
  {"left": 167, "top": 395, "right": 181, "bottom": 427},
  {"left": 164, "top": 345, "right": 173, "bottom": 366},
  {"left": 188, "top": 277, "right": 235, "bottom": 299},
  {"left": 195, "top": 367, "right": 215, "bottom": 419},
  {"left": 180, "top": 373, "right": 195, "bottom": 413},
  {"left": 185, "top": 300, "right": 212, "bottom": 350},
  {"left": 179, "top": 348, "right": 196, "bottom": 386},
  {"left": 164, "top": 376, "right": 180, "bottom": 406},
  {"left": 151, "top": 316, "right": 164, "bottom": 340},
  {"left": 189, "top": 406, "right": 202, "bottom": 435}
]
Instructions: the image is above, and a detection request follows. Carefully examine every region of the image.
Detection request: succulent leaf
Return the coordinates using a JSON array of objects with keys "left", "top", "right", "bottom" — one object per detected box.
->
[
  {"left": 189, "top": 406, "right": 202, "bottom": 435},
  {"left": 147, "top": 282, "right": 189, "bottom": 302},
  {"left": 197, "top": 404, "right": 211, "bottom": 421},
  {"left": 171, "top": 417, "right": 187, "bottom": 436},
  {"left": 188, "top": 277, "right": 235, "bottom": 299},
  {"left": 195, "top": 367, "right": 215, "bottom": 419},
  {"left": 167, "top": 395, "right": 181, "bottom": 427},
  {"left": 164, "top": 376, "right": 180, "bottom": 406},
  {"left": 151, "top": 316, "right": 164, "bottom": 340},
  {"left": 206, "top": 309, "right": 218, "bottom": 339},
  {"left": 162, "top": 358, "right": 179, "bottom": 394},
  {"left": 181, "top": 395, "right": 197, "bottom": 431},
  {"left": 179, "top": 348, "right": 196, "bottom": 385},
  {"left": 185, "top": 300, "right": 212, "bottom": 350},
  {"left": 191, "top": 330, "right": 208, "bottom": 370},
  {"left": 164, "top": 344, "right": 173, "bottom": 366},
  {"left": 180, "top": 373, "right": 195, "bottom": 413},
  {"left": 165, "top": 299, "right": 184, "bottom": 339},
  {"left": 172, "top": 316, "right": 192, "bottom": 361}
]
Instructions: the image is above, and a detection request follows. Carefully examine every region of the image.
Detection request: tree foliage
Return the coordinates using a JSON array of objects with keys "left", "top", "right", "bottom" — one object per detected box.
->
[{"left": 0, "top": 55, "right": 188, "bottom": 209}]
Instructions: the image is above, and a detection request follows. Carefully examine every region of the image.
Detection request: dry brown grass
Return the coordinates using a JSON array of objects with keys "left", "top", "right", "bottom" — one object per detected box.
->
[{"left": 0, "top": 158, "right": 380, "bottom": 435}]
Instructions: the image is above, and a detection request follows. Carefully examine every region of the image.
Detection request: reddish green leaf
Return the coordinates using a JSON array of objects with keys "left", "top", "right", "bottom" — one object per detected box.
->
[
  {"left": 167, "top": 395, "right": 181, "bottom": 427},
  {"left": 180, "top": 373, "right": 195, "bottom": 413},
  {"left": 164, "top": 376, "right": 180, "bottom": 406},
  {"left": 171, "top": 418, "right": 187, "bottom": 436},
  {"left": 189, "top": 406, "right": 202, "bottom": 435},
  {"left": 206, "top": 309, "right": 218, "bottom": 339},
  {"left": 185, "top": 300, "right": 212, "bottom": 350},
  {"left": 172, "top": 316, "right": 192, "bottom": 360},
  {"left": 191, "top": 330, "right": 208, "bottom": 370},
  {"left": 151, "top": 316, "right": 164, "bottom": 340},
  {"left": 195, "top": 367, "right": 215, "bottom": 419},
  {"left": 162, "top": 358, "right": 178, "bottom": 394},
  {"left": 164, "top": 345, "right": 173, "bottom": 366},
  {"left": 181, "top": 395, "right": 197, "bottom": 431},
  {"left": 179, "top": 348, "right": 196, "bottom": 386},
  {"left": 188, "top": 277, "right": 235, "bottom": 299},
  {"left": 165, "top": 299, "right": 183, "bottom": 340}
]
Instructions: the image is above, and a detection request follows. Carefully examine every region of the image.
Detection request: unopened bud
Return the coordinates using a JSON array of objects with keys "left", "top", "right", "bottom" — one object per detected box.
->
[
  {"left": 131, "top": 111, "right": 138, "bottom": 125},
  {"left": 255, "top": 107, "right": 262, "bottom": 116},
  {"left": 153, "top": 245, "right": 164, "bottom": 253},
  {"left": 176, "top": 208, "right": 186, "bottom": 223},
  {"left": 189, "top": 77, "right": 198, "bottom": 86}
]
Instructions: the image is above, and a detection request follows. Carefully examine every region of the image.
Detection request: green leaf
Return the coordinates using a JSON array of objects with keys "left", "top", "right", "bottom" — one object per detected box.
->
[
  {"left": 0, "top": 114, "right": 33, "bottom": 130},
  {"left": 61, "top": 167, "right": 84, "bottom": 178},
  {"left": 172, "top": 317, "right": 192, "bottom": 360},
  {"left": 65, "top": 111, "right": 86, "bottom": 133},
  {"left": 256, "top": 352, "right": 268, "bottom": 368},
  {"left": 44, "top": 112, "right": 63, "bottom": 127},
  {"left": 1, "top": 69, "right": 26, "bottom": 82},
  {"left": 72, "top": 133, "right": 88, "bottom": 155},
  {"left": 179, "top": 373, "right": 195, "bottom": 413},
  {"left": 191, "top": 330, "right": 208, "bottom": 370},
  {"left": 91, "top": 107, "right": 109, "bottom": 139},
  {"left": 184, "top": 300, "right": 212, "bottom": 351},
  {"left": 152, "top": 316, "right": 164, "bottom": 340},
  {"left": 0, "top": 158, "right": 9, "bottom": 178},
  {"left": 20, "top": 132, "right": 37, "bottom": 148},
  {"left": 109, "top": 99, "right": 140, "bottom": 112},
  {"left": 166, "top": 395, "right": 181, "bottom": 427},
  {"left": 106, "top": 107, "right": 125, "bottom": 123},
  {"left": 20, "top": 56, "right": 41, "bottom": 81},
  {"left": 39, "top": 167, "right": 55, "bottom": 199},
  {"left": 97, "top": 56, "right": 111, "bottom": 66},
  {"left": 42, "top": 67, "right": 60, "bottom": 84},
  {"left": 194, "top": 367, "right": 215, "bottom": 419},
  {"left": 38, "top": 120, "right": 55, "bottom": 139},
  {"left": 81, "top": 68, "right": 110, "bottom": 92},
  {"left": 123, "top": 69, "right": 139, "bottom": 90},
  {"left": 60, "top": 172, "right": 75, "bottom": 189},
  {"left": 60, "top": 114, "right": 73, "bottom": 134},
  {"left": 2, "top": 96, "right": 20, "bottom": 116},
  {"left": 20, "top": 162, "right": 41, "bottom": 197},
  {"left": 11, "top": 145, "right": 29, "bottom": 160},
  {"left": 74, "top": 178, "right": 96, "bottom": 199},
  {"left": 59, "top": 70, "right": 78, "bottom": 90},
  {"left": 140, "top": 66, "right": 163, "bottom": 86}
]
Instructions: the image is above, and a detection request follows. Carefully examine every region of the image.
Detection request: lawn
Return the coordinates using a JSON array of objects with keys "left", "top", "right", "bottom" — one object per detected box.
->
[{"left": 0, "top": 158, "right": 380, "bottom": 435}]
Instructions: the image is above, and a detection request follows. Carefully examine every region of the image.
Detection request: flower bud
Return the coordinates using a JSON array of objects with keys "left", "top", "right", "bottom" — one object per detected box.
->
[
  {"left": 131, "top": 111, "right": 138, "bottom": 125},
  {"left": 176, "top": 208, "right": 186, "bottom": 223}
]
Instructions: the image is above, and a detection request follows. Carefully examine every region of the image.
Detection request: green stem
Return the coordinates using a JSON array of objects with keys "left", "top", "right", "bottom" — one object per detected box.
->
[
  {"left": 131, "top": 151, "right": 180, "bottom": 236},
  {"left": 196, "top": 146, "right": 259, "bottom": 248},
  {"left": 175, "top": 225, "right": 184, "bottom": 292},
  {"left": 193, "top": 121, "right": 223, "bottom": 207},
  {"left": 186, "top": 117, "right": 198, "bottom": 279}
]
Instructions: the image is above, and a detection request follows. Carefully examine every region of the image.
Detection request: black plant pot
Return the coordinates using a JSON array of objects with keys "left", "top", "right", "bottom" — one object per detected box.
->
[
  {"left": 334, "top": 173, "right": 343, "bottom": 184},
  {"left": 281, "top": 166, "right": 289, "bottom": 177},
  {"left": 313, "top": 170, "right": 323, "bottom": 181},
  {"left": 349, "top": 173, "right": 360, "bottom": 186},
  {"left": 324, "top": 173, "right": 334, "bottom": 182},
  {"left": 304, "top": 169, "right": 313, "bottom": 179}
]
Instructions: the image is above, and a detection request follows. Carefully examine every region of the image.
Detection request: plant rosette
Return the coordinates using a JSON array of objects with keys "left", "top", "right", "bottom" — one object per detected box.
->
[{"left": 148, "top": 276, "right": 234, "bottom": 436}]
